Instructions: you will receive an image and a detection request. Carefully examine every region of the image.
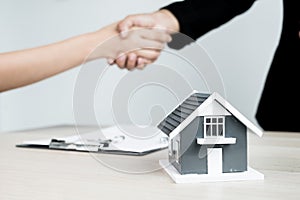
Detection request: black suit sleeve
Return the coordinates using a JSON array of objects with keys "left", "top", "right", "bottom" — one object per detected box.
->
[{"left": 161, "top": 0, "right": 256, "bottom": 48}]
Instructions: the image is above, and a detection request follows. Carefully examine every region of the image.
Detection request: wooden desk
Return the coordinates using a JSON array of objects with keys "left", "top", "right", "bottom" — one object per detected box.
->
[{"left": 0, "top": 125, "right": 299, "bottom": 200}]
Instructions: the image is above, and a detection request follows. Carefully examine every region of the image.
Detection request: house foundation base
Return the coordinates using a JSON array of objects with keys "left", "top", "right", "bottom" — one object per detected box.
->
[{"left": 159, "top": 159, "right": 264, "bottom": 183}]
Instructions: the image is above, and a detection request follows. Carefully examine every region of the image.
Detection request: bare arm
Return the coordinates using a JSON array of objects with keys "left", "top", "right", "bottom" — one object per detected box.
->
[
  {"left": 0, "top": 34, "right": 93, "bottom": 92},
  {"left": 0, "top": 23, "right": 171, "bottom": 92}
]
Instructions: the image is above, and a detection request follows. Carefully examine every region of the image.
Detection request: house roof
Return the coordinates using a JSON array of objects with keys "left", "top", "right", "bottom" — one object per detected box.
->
[
  {"left": 157, "top": 91, "right": 263, "bottom": 139},
  {"left": 158, "top": 92, "right": 210, "bottom": 136}
]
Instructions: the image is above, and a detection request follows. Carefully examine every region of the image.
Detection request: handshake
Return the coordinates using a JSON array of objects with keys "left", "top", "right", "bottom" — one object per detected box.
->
[
  {"left": 92, "top": 9, "right": 180, "bottom": 70},
  {"left": 0, "top": 9, "right": 179, "bottom": 92}
]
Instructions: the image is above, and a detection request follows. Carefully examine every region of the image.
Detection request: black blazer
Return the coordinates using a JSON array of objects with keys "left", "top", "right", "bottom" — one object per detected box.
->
[{"left": 163, "top": 0, "right": 300, "bottom": 132}]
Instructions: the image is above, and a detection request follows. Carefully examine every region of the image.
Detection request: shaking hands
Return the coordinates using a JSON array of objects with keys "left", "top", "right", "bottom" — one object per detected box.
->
[{"left": 108, "top": 9, "right": 180, "bottom": 70}]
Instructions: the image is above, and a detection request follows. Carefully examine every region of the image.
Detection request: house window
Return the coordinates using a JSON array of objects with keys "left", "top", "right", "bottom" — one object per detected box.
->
[
  {"left": 204, "top": 116, "right": 225, "bottom": 138},
  {"left": 172, "top": 135, "right": 180, "bottom": 162},
  {"left": 175, "top": 140, "right": 180, "bottom": 162},
  {"left": 169, "top": 140, "right": 173, "bottom": 156}
]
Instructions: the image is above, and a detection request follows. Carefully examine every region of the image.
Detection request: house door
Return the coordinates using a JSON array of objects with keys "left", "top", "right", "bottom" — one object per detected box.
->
[{"left": 207, "top": 148, "right": 223, "bottom": 174}]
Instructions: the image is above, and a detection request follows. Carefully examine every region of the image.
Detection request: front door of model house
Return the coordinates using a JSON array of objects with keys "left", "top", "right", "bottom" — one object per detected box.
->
[{"left": 207, "top": 148, "right": 223, "bottom": 174}]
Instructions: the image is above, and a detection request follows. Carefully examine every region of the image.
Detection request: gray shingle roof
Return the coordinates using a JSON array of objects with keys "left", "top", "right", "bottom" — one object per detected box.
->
[{"left": 157, "top": 92, "right": 210, "bottom": 135}]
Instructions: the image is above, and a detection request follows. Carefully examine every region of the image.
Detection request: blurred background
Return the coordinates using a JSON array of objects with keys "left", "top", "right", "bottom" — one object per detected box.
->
[{"left": 0, "top": 0, "right": 282, "bottom": 132}]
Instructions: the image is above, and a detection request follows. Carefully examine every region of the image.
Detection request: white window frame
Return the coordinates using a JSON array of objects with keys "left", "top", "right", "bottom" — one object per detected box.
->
[
  {"left": 204, "top": 116, "right": 225, "bottom": 138},
  {"left": 168, "top": 140, "right": 173, "bottom": 156},
  {"left": 175, "top": 140, "right": 180, "bottom": 162},
  {"left": 172, "top": 135, "right": 180, "bottom": 163}
]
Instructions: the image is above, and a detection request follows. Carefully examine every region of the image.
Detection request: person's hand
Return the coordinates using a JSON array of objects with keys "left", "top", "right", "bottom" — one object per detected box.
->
[
  {"left": 87, "top": 22, "right": 171, "bottom": 70},
  {"left": 110, "top": 27, "right": 172, "bottom": 70},
  {"left": 118, "top": 9, "right": 179, "bottom": 37},
  {"left": 111, "top": 9, "right": 180, "bottom": 70}
]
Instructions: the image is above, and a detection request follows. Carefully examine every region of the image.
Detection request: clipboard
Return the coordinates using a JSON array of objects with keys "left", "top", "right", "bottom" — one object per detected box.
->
[{"left": 16, "top": 125, "right": 169, "bottom": 156}]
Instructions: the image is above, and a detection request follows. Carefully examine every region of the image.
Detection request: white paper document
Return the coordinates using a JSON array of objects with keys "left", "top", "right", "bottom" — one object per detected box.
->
[{"left": 16, "top": 125, "right": 169, "bottom": 156}]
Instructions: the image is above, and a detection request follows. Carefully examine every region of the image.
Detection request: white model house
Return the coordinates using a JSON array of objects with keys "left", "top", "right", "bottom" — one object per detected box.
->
[{"left": 158, "top": 91, "right": 264, "bottom": 183}]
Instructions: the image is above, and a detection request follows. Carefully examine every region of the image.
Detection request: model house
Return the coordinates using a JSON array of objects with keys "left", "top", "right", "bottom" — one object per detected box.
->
[{"left": 158, "top": 91, "right": 264, "bottom": 183}]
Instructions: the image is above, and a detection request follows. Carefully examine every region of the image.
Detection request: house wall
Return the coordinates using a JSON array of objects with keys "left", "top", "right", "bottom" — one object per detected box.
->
[
  {"left": 179, "top": 117, "right": 208, "bottom": 174},
  {"left": 169, "top": 135, "right": 181, "bottom": 173},
  {"left": 175, "top": 115, "right": 247, "bottom": 175},
  {"left": 222, "top": 116, "right": 248, "bottom": 172}
]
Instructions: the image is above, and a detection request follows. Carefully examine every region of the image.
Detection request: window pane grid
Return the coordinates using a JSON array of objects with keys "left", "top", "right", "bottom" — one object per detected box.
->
[{"left": 204, "top": 116, "right": 224, "bottom": 138}]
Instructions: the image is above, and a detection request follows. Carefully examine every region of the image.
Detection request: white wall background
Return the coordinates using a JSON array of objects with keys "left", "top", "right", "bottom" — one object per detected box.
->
[{"left": 0, "top": 0, "right": 282, "bottom": 132}]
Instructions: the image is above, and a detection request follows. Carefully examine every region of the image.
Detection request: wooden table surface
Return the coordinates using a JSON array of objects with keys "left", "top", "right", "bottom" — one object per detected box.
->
[{"left": 0, "top": 125, "right": 299, "bottom": 200}]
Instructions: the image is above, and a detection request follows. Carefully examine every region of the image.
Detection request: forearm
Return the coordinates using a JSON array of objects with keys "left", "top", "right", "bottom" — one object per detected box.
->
[
  {"left": 0, "top": 20, "right": 171, "bottom": 90},
  {"left": 162, "top": 0, "right": 257, "bottom": 39},
  {"left": 0, "top": 29, "right": 110, "bottom": 92}
]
